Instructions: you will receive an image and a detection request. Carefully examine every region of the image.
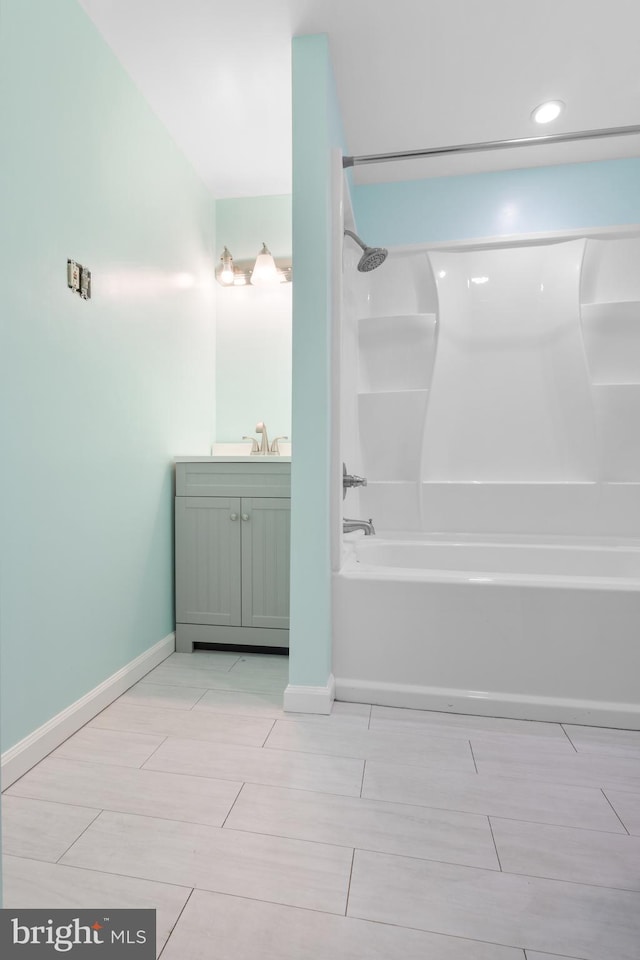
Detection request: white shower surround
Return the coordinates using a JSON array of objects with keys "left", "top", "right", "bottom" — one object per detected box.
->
[{"left": 335, "top": 229, "right": 640, "bottom": 727}]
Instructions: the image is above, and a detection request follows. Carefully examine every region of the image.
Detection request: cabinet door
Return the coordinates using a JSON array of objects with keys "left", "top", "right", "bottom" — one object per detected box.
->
[
  {"left": 241, "top": 498, "right": 290, "bottom": 629},
  {"left": 175, "top": 497, "right": 241, "bottom": 626}
]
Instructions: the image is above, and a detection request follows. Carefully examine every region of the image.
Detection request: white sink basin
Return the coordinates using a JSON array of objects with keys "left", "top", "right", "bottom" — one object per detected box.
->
[
  {"left": 212, "top": 442, "right": 292, "bottom": 458},
  {"left": 174, "top": 443, "right": 292, "bottom": 464},
  {"left": 174, "top": 455, "right": 291, "bottom": 463}
]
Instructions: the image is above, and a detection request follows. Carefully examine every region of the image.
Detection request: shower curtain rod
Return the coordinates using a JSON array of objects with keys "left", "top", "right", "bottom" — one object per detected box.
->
[{"left": 342, "top": 123, "right": 640, "bottom": 167}]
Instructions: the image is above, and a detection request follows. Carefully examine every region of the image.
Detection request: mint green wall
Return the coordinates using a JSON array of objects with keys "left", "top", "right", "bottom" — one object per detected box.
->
[
  {"left": 215, "top": 196, "right": 292, "bottom": 443},
  {"left": 216, "top": 196, "right": 292, "bottom": 259},
  {"left": 289, "top": 34, "right": 344, "bottom": 688},
  {"left": 352, "top": 158, "right": 640, "bottom": 246},
  {"left": 0, "top": 0, "right": 216, "bottom": 753}
]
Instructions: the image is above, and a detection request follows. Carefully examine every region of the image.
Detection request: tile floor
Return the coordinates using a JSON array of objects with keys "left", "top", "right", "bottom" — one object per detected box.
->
[{"left": 3, "top": 650, "right": 640, "bottom": 959}]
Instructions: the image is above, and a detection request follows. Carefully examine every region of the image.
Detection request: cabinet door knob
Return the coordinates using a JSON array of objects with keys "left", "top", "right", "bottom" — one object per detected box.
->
[
  {"left": 241, "top": 513, "right": 250, "bottom": 521},
  {"left": 230, "top": 513, "right": 238, "bottom": 521}
]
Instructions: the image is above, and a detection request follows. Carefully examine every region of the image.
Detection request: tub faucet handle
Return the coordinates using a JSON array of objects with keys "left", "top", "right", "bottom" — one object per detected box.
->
[
  {"left": 343, "top": 462, "right": 368, "bottom": 499},
  {"left": 344, "top": 473, "right": 367, "bottom": 487}
]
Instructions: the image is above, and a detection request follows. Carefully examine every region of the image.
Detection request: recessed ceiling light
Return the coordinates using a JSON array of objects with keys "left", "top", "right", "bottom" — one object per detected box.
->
[{"left": 531, "top": 100, "right": 565, "bottom": 124}]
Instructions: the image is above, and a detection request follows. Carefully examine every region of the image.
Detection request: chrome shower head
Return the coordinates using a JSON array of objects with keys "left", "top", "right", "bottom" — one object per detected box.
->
[{"left": 344, "top": 229, "right": 388, "bottom": 272}]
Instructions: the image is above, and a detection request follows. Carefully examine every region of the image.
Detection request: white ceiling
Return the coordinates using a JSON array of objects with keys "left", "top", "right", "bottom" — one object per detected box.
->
[{"left": 79, "top": 0, "right": 640, "bottom": 198}]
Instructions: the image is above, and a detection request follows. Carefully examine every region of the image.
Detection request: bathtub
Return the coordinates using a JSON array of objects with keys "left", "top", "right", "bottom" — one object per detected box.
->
[{"left": 332, "top": 534, "right": 640, "bottom": 727}]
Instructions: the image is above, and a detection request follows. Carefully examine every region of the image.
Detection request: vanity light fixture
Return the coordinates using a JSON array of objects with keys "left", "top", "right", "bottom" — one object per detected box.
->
[
  {"left": 531, "top": 100, "right": 565, "bottom": 124},
  {"left": 215, "top": 243, "right": 292, "bottom": 287},
  {"left": 218, "top": 247, "right": 235, "bottom": 285},
  {"left": 251, "top": 243, "right": 279, "bottom": 285}
]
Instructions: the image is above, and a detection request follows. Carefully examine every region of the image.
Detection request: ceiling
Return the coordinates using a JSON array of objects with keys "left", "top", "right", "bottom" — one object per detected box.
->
[{"left": 79, "top": 0, "right": 640, "bottom": 198}]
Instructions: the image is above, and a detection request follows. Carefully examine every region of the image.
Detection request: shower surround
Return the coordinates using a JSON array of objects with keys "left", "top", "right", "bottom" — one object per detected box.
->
[{"left": 334, "top": 233, "right": 640, "bottom": 727}]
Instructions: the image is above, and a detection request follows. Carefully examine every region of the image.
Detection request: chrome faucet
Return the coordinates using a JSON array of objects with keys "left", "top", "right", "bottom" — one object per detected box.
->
[
  {"left": 270, "top": 436, "right": 288, "bottom": 454},
  {"left": 343, "top": 518, "right": 375, "bottom": 536},
  {"left": 343, "top": 463, "right": 368, "bottom": 498},
  {"left": 256, "top": 421, "right": 269, "bottom": 454},
  {"left": 242, "top": 423, "right": 289, "bottom": 455}
]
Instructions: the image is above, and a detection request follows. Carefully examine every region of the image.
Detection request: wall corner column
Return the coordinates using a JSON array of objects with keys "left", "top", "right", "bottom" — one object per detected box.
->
[{"left": 286, "top": 34, "right": 345, "bottom": 711}]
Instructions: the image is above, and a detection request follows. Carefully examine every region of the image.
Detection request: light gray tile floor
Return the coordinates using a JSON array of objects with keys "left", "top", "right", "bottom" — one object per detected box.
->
[
  {"left": 371, "top": 704, "right": 568, "bottom": 740},
  {"left": 144, "top": 736, "right": 365, "bottom": 796},
  {"left": 2, "top": 855, "right": 190, "bottom": 955},
  {"left": 603, "top": 788, "right": 640, "bottom": 835},
  {"left": 6, "top": 756, "right": 242, "bottom": 826},
  {"left": 160, "top": 889, "right": 525, "bottom": 960},
  {"left": 489, "top": 816, "right": 640, "bottom": 890},
  {"left": 49, "top": 726, "right": 166, "bottom": 767},
  {"left": 193, "top": 689, "right": 371, "bottom": 726},
  {"left": 362, "top": 759, "right": 625, "bottom": 831},
  {"left": 524, "top": 955, "right": 582, "bottom": 960},
  {"left": 3, "top": 649, "right": 640, "bottom": 960},
  {"left": 144, "top": 655, "right": 288, "bottom": 693},
  {"left": 1, "top": 796, "right": 100, "bottom": 862},
  {"left": 348, "top": 850, "right": 640, "bottom": 960},
  {"left": 60, "top": 809, "right": 353, "bottom": 914},
  {"left": 264, "top": 717, "right": 476, "bottom": 766},
  {"left": 89, "top": 700, "right": 274, "bottom": 747},
  {"left": 473, "top": 748, "right": 640, "bottom": 792},
  {"left": 225, "top": 782, "right": 500, "bottom": 867},
  {"left": 562, "top": 723, "right": 640, "bottom": 760},
  {"left": 119, "top": 681, "right": 209, "bottom": 710}
]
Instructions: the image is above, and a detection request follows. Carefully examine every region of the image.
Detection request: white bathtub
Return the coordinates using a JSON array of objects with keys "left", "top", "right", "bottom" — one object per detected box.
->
[{"left": 332, "top": 535, "right": 640, "bottom": 727}]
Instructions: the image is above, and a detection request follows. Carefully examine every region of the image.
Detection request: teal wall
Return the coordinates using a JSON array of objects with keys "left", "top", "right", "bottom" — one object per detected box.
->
[
  {"left": 0, "top": 0, "right": 216, "bottom": 753},
  {"left": 215, "top": 195, "right": 292, "bottom": 260},
  {"left": 352, "top": 157, "right": 640, "bottom": 246},
  {"left": 289, "top": 34, "right": 344, "bottom": 688},
  {"left": 215, "top": 196, "right": 292, "bottom": 443}
]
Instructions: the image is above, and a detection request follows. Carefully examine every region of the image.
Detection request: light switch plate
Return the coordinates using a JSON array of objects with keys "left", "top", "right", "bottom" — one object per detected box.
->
[
  {"left": 67, "top": 259, "right": 80, "bottom": 292},
  {"left": 80, "top": 265, "right": 91, "bottom": 299}
]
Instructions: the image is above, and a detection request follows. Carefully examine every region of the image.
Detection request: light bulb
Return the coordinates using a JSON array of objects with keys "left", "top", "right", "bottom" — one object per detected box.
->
[
  {"left": 251, "top": 243, "right": 279, "bottom": 285},
  {"left": 219, "top": 246, "right": 235, "bottom": 285},
  {"left": 531, "top": 100, "right": 565, "bottom": 124}
]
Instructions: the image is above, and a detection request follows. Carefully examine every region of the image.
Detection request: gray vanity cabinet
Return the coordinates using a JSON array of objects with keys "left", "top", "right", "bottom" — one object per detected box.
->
[{"left": 175, "top": 460, "right": 290, "bottom": 651}]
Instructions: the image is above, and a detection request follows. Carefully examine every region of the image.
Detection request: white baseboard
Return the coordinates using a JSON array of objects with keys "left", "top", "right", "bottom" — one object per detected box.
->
[
  {"left": 334, "top": 677, "right": 640, "bottom": 729},
  {"left": 283, "top": 674, "right": 336, "bottom": 715},
  {"left": 1, "top": 633, "right": 176, "bottom": 789}
]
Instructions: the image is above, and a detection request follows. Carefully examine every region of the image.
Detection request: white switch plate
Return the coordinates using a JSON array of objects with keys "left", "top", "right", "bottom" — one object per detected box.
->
[
  {"left": 67, "top": 259, "right": 80, "bottom": 292},
  {"left": 80, "top": 265, "right": 91, "bottom": 299}
]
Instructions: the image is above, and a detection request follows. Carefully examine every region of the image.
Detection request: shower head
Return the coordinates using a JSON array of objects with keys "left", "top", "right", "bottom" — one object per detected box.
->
[{"left": 344, "top": 229, "right": 388, "bottom": 272}]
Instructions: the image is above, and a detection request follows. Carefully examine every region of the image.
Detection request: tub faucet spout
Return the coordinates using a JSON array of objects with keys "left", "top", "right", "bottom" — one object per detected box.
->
[{"left": 344, "top": 518, "right": 375, "bottom": 536}]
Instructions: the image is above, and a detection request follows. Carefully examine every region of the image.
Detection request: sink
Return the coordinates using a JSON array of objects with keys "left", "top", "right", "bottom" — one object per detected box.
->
[
  {"left": 174, "top": 454, "right": 292, "bottom": 463},
  {"left": 174, "top": 442, "right": 292, "bottom": 464},
  {"left": 211, "top": 442, "right": 292, "bottom": 458},
  {"left": 174, "top": 441, "right": 291, "bottom": 464}
]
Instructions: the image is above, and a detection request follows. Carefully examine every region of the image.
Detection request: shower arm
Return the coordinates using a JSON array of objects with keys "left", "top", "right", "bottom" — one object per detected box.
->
[
  {"left": 342, "top": 123, "right": 640, "bottom": 168},
  {"left": 344, "top": 229, "right": 367, "bottom": 251}
]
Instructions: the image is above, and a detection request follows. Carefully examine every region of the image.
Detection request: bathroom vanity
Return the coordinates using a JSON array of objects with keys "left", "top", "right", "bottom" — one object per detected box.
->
[{"left": 174, "top": 457, "right": 291, "bottom": 651}]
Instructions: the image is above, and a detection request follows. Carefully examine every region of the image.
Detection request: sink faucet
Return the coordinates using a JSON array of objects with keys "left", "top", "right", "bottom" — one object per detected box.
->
[
  {"left": 242, "top": 423, "right": 289, "bottom": 455},
  {"left": 343, "top": 518, "right": 375, "bottom": 536},
  {"left": 270, "top": 436, "right": 288, "bottom": 455},
  {"left": 255, "top": 421, "right": 269, "bottom": 454}
]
